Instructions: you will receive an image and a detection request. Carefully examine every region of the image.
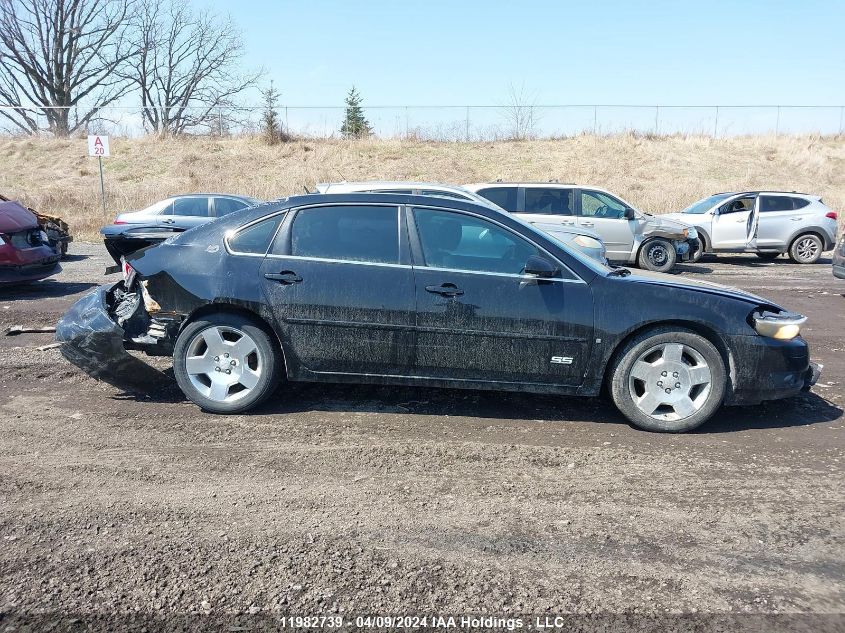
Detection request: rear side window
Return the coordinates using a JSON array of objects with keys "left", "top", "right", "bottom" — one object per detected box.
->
[
  {"left": 172, "top": 197, "right": 211, "bottom": 217},
  {"left": 760, "top": 196, "right": 795, "bottom": 212},
  {"left": 524, "top": 188, "right": 575, "bottom": 215},
  {"left": 475, "top": 187, "right": 518, "bottom": 212},
  {"left": 215, "top": 198, "right": 248, "bottom": 216},
  {"left": 791, "top": 197, "right": 810, "bottom": 209},
  {"left": 290, "top": 205, "right": 399, "bottom": 264},
  {"left": 228, "top": 216, "right": 283, "bottom": 254}
]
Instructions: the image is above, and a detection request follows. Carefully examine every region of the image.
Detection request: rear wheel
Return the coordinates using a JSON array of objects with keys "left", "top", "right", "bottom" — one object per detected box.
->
[
  {"left": 756, "top": 252, "right": 781, "bottom": 261},
  {"left": 638, "top": 238, "right": 677, "bottom": 273},
  {"left": 610, "top": 328, "right": 726, "bottom": 432},
  {"left": 173, "top": 312, "right": 282, "bottom": 413},
  {"left": 788, "top": 234, "right": 823, "bottom": 264}
]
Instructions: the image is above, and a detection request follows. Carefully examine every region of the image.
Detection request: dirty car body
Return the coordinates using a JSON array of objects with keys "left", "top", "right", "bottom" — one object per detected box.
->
[
  {"left": 0, "top": 198, "right": 61, "bottom": 284},
  {"left": 58, "top": 194, "right": 818, "bottom": 432}
]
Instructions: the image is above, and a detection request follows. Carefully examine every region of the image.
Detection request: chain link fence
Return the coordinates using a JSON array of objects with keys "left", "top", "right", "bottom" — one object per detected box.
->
[{"left": 1, "top": 104, "right": 843, "bottom": 139}]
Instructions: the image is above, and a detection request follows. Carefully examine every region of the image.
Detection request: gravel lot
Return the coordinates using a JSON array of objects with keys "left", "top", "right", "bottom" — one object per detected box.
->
[{"left": 0, "top": 243, "right": 843, "bottom": 631}]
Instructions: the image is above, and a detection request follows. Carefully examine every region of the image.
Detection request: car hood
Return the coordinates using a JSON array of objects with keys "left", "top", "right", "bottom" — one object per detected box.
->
[
  {"left": 639, "top": 213, "right": 694, "bottom": 236},
  {"left": 623, "top": 269, "right": 779, "bottom": 308},
  {"left": 531, "top": 222, "right": 602, "bottom": 240},
  {"left": 0, "top": 200, "right": 39, "bottom": 232},
  {"left": 659, "top": 212, "right": 697, "bottom": 223}
]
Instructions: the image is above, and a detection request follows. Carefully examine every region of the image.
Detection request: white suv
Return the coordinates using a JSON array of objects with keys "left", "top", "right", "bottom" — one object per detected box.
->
[{"left": 663, "top": 191, "right": 838, "bottom": 264}]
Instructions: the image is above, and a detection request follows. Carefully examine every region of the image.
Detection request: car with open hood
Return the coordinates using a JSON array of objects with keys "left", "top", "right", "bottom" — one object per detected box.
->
[
  {"left": 463, "top": 182, "right": 700, "bottom": 272},
  {"left": 0, "top": 197, "right": 62, "bottom": 284},
  {"left": 57, "top": 193, "right": 819, "bottom": 433}
]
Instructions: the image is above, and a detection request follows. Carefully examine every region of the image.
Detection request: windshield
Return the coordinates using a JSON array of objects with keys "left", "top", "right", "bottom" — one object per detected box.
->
[{"left": 681, "top": 193, "right": 734, "bottom": 214}]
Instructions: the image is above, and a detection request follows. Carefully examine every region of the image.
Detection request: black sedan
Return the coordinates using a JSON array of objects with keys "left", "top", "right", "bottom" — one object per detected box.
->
[{"left": 58, "top": 193, "right": 819, "bottom": 432}]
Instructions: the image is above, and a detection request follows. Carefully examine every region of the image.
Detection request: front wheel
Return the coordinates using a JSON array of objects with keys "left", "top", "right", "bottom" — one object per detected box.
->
[
  {"left": 638, "top": 238, "right": 677, "bottom": 273},
  {"left": 173, "top": 312, "right": 283, "bottom": 413},
  {"left": 788, "top": 234, "right": 823, "bottom": 264},
  {"left": 610, "top": 328, "right": 726, "bottom": 432}
]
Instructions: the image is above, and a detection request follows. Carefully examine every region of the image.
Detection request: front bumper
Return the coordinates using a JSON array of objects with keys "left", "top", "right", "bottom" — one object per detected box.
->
[
  {"left": 724, "top": 334, "right": 817, "bottom": 405},
  {"left": 56, "top": 284, "right": 169, "bottom": 392}
]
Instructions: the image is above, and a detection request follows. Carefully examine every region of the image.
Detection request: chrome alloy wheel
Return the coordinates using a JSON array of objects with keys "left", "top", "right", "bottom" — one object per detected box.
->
[
  {"left": 794, "top": 237, "right": 820, "bottom": 262},
  {"left": 627, "top": 342, "right": 712, "bottom": 421},
  {"left": 184, "top": 326, "right": 263, "bottom": 403}
]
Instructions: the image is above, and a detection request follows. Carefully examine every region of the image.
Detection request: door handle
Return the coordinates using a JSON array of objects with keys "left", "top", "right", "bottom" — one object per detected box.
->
[
  {"left": 581, "top": 221, "right": 595, "bottom": 227},
  {"left": 790, "top": 217, "right": 803, "bottom": 221},
  {"left": 425, "top": 283, "right": 464, "bottom": 297},
  {"left": 735, "top": 218, "right": 746, "bottom": 223},
  {"left": 162, "top": 218, "right": 175, "bottom": 224},
  {"left": 264, "top": 270, "right": 302, "bottom": 284}
]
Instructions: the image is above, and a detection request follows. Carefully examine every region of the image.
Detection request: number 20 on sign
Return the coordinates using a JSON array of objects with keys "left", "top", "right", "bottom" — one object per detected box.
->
[{"left": 87, "top": 135, "right": 110, "bottom": 212}]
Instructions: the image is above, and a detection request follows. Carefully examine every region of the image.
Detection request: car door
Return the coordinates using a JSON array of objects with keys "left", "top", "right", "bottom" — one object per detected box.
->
[
  {"left": 755, "top": 195, "right": 803, "bottom": 249},
  {"left": 575, "top": 189, "right": 636, "bottom": 261},
  {"left": 158, "top": 196, "right": 212, "bottom": 230},
  {"left": 408, "top": 206, "right": 593, "bottom": 386},
  {"left": 259, "top": 203, "right": 416, "bottom": 376},
  {"left": 710, "top": 195, "right": 756, "bottom": 250}
]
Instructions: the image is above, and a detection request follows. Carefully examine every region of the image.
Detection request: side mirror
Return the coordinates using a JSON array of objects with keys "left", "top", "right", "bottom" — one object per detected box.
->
[
  {"left": 624, "top": 208, "right": 636, "bottom": 220},
  {"left": 524, "top": 255, "right": 558, "bottom": 278}
]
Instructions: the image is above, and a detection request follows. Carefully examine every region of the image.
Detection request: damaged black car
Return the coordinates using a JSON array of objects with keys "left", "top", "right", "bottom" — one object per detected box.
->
[{"left": 57, "top": 193, "right": 820, "bottom": 432}]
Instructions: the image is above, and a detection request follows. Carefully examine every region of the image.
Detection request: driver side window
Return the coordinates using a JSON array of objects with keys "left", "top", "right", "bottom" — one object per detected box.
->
[
  {"left": 580, "top": 191, "right": 627, "bottom": 219},
  {"left": 718, "top": 196, "right": 754, "bottom": 215},
  {"left": 413, "top": 208, "right": 539, "bottom": 275}
]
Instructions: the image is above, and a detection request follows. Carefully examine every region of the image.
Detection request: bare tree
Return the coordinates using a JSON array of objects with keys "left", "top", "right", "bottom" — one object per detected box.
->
[
  {"left": 129, "top": 0, "right": 260, "bottom": 135},
  {"left": 0, "top": 0, "right": 137, "bottom": 136},
  {"left": 501, "top": 83, "right": 541, "bottom": 140}
]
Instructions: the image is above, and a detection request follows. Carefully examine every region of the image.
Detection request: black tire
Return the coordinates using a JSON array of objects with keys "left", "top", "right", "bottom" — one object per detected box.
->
[
  {"left": 638, "top": 238, "right": 677, "bottom": 273},
  {"left": 690, "top": 237, "right": 705, "bottom": 263},
  {"left": 788, "top": 233, "right": 823, "bottom": 264},
  {"left": 756, "top": 252, "right": 780, "bottom": 261},
  {"left": 173, "top": 312, "right": 283, "bottom": 413},
  {"left": 609, "top": 327, "right": 726, "bottom": 433}
]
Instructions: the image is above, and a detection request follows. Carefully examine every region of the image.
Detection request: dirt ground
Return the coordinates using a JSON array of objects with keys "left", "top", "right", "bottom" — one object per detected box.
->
[{"left": 0, "top": 243, "right": 843, "bottom": 630}]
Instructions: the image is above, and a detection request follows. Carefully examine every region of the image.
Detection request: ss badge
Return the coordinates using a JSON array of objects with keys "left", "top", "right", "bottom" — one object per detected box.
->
[{"left": 550, "top": 356, "right": 573, "bottom": 365}]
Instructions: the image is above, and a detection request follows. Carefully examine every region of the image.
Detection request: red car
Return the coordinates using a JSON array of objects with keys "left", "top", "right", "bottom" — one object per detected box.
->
[{"left": 0, "top": 198, "right": 61, "bottom": 284}]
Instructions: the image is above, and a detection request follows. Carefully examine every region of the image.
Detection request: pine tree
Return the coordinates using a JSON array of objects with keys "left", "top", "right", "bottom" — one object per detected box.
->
[
  {"left": 340, "top": 86, "right": 372, "bottom": 139},
  {"left": 261, "top": 81, "right": 282, "bottom": 144}
]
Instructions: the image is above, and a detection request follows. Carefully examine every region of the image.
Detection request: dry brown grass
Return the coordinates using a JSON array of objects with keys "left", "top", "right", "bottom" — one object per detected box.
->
[{"left": 1, "top": 134, "right": 843, "bottom": 240}]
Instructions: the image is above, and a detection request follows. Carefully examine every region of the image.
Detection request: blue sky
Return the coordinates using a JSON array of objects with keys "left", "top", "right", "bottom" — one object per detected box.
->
[{"left": 197, "top": 0, "right": 845, "bottom": 107}]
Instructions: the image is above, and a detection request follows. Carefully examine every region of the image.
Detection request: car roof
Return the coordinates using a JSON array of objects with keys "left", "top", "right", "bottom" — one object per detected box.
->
[
  {"left": 167, "top": 193, "right": 258, "bottom": 200},
  {"left": 317, "top": 181, "right": 473, "bottom": 192},
  {"left": 465, "top": 182, "right": 612, "bottom": 191},
  {"left": 713, "top": 191, "right": 814, "bottom": 197}
]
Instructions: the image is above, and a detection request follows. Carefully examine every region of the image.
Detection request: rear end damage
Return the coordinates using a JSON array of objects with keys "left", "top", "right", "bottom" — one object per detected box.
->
[{"left": 55, "top": 277, "right": 175, "bottom": 392}]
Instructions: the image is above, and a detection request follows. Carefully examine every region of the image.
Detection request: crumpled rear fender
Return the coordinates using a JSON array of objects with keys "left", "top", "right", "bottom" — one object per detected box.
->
[{"left": 56, "top": 283, "right": 170, "bottom": 392}]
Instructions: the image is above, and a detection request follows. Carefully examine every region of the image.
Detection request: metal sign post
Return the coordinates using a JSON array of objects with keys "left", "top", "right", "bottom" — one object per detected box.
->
[{"left": 87, "top": 135, "right": 110, "bottom": 213}]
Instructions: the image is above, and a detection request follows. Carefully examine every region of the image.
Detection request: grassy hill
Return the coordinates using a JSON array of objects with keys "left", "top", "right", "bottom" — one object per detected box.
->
[{"left": 1, "top": 134, "right": 843, "bottom": 239}]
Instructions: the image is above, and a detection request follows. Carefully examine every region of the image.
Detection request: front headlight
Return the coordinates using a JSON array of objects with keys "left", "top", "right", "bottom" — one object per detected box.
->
[
  {"left": 573, "top": 235, "right": 602, "bottom": 249},
  {"left": 751, "top": 309, "right": 806, "bottom": 340},
  {"left": 686, "top": 226, "right": 698, "bottom": 240}
]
